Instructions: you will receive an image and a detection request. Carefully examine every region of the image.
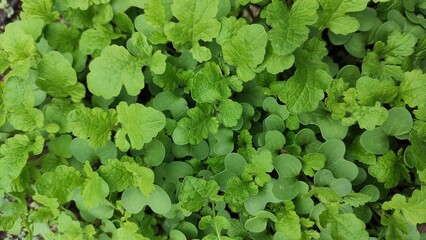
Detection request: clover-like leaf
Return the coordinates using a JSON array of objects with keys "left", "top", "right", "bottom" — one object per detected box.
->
[{"left": 273, "top": 154, "right": 304, "bottom": 200}]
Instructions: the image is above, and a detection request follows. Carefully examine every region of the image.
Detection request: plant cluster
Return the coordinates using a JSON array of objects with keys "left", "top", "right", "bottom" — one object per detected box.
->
[{"left": 1, "top": 0, "right": 426, "bottom": 239}]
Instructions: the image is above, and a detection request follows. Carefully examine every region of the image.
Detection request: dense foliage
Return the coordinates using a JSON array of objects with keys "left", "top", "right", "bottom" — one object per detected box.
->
[{"left": 1, "top": 0, "right": 426, "bottom": 239}]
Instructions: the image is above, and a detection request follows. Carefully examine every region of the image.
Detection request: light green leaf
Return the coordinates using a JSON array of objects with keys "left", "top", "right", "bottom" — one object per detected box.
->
[
  {"left": 115, "top": 102, "right": 166, "bottom": 151},
  {"left": 245, "top": 211, "right": 277, "bottom": 233},
  {"left": 242, "top": 150, "right": 274, "bottom": 187},
  {"left": 79, "top": 24, "right": 119, "bottom": 55},
  {"left": 87, "top": 45, "right": 145, "bottom": 99},
  {"left": 301, "top": 153, "right": 326, "bottom": 177},
  {"left": 399, "top": 69, "right": 426, "bottom": 108},
  {"left": 342, "top": 192, "right": 371, "bottom": 207},
  {"left": 126, "top": 32, "right": 167, "bottom": 74},
  {"left": 81, "top": 162, "right": 110, "bottom": 208},
  {"left": 368, "top": 150, "right": 410, "bottom": 189},
  {"left": 115, "top": 222, "right": 149, "bottom": 240},
  {"left": 383, "top": 187, "right": 426, "bottom": 225},
  {"left": 164, "top": 0, "right": 220, "bottom": 62},
  {"left": 217, "top": 100, "right": 243, "bottom": 128},
  {"left": 68, "top": 107, "right": 118, "bottom": 148},
  {"left": 275, "top": 203, "right": 302, "bottom": 240},
  {"left": 44, "top": 23, "right": 80, "bottom": 53},
  {"left": 224, "top": 177, "right": 258, "bottom": 212},
  {"left": 261, "top": 0, "right": 319, "bottom": 55},
  {"left": 374, "top": 32, "right": 417, "bottom": 65},
  {"left": 284, "top": 66, "right": 332, "bottom": 113},
  {"left": 57, "top": 212, "right": 95, "bottom": 239},
  {"left": 179, "top": 176, "right": 220, "bottom": 212},
  {"left": 237, "top": 130, "right": 257, "bottom": 160},
  {"left": 0, "top": 135, "right": 40, "bottom": 190},
  {"left": 356, "top": 76, "right": 398, "bottom": 106},
  {"left": 35, "top": 165, "right": 82, "bottom": 203},
  {"left": 317, "top": 0, "right": 370, "bottom": 35},
  {"left": 220, "top": 24, "right": 267, "bottom": 81},
  {"left": 326, "top": 79, "right": 388, "bottom": 130},
  {"left": 3, "top": 76, "right": 44, "bottom": 131},
  {"left": 37, "top": 51, "right": 85, "bottom": 101},
  {"left": 99, "top": 156, "right": 154, "bottom": 196},
  {"left": 319, "top": 203, "right": 369, "bottom": 239},
  {"left": 173, "top": 104, "right": 219, "bottom": 145},
  {"left": 21, "top": 0, "right": 59, "bottom": 23},
  {"left": 380, "top": 214, "right": 420, "bottom": 240},
  {"left": 191, "top": 62, "right": 231, "bottom": 103},
  {"left": 405, "top": 132, "right": 426, "bottom": 171}
]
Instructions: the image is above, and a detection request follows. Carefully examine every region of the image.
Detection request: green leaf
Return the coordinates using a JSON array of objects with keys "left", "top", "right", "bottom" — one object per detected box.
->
[
  {"left": 115, "top": 222, "right": 149, "bottom": 240},
  {"left": 319, "top": 203, "right": 369, "bottom": 239},
  {"left": 57, "top": 212, "right": 84, "bottom": 238},
  {"left": 98, "top": 159, "right": 133, "bottom": 192},
  {"left": 219, "top": 23, "right": 267, "bottom": 81},
  {"left": 224, "top": 177, "right": 258, "bottom": 212},
  {"left": 122, "top": 185, "right": 171, "bottom": 214},
  {"left": 68, "top": 107, "right": 118, "bottom": 148},
  {"left": 318, "top": 139, "right": 359, "bottom": 181},
  {"left": 35, "top": 165, "right": 82, "bottom": 203},
  {"left": 237, "top": 130, "right": 257, "bottom": 160},
  {"left": 380, "top": 215, "right": 420, "bottom": 240},
  {"left": 342, "top": 192, "right": 371, "bottom": 207},
  {"left": 214, "top": 153, "right": 246, "bottom": 190},
  {"left": 242, "top": 150, "right": 274, "bottom": 187},
  {"left": 298, "top": 108, "right": 349, "bottom": 140},
  {"left": 275, "top": 203, "right": 302, "bottom": 240},
  {"left": 355, "top": 76, "right": 398, "bottom": 106},
  {"left": 381, "top": 107, "right": 413, "bottom": 136},
  {"left": 317, "top": 0, "right": 370, "bottom": 35},
  {"left": 21, "top": 0, "right": 59, "bottom": 23},
  {"left": 191, "top": 62, "right": 232, "bottom": 103},
  {"left": 301, "top": 153, "right": 326, "bottom": 177},
  {"left": 37, "top": 51, "right": 85, "bottom": 101},
  {"left": 99, "top": 157, "right": 155, "bottom": 196},
  {"left": 3, "top": 76, "right": 44, "bottom": 131},
  {"left": 87, "top": 45, "right": 146, "bottom": 99},
  {"left": 368, "top": 150, "right": 410, "bottom": 189},
  {"left": 399, "top": 69, "right": 426, "bottom": 108},
  {"left": 273, "top": 154, "right": 303, "bottom": 200},
  {"left": 80, "top": 162, "right": 110, "bottom": 208},
  {"left": 0, "top": 135, "right": 41, "bottom": 190},
  {"left": 360, "top": 128, "right": 389, "bottom": 155},
  {"left": 115, "top": 102, "right": 166, "bottom": 151},
  {"left": 283, "top": 63, "right": 332, "bottom": 113},
  {"left": 325, "top": 79, "right": 388, "bottom": 130},
  {"left": 405, "top": 132, "right": 426, "bottom": 171},
  {"left": 44, "top": 23, "right": 80, "bottom": 53},
  {"left": 44, "top": 99, "right": 84, "bottom": 133},
  {"left": 261, "top": 0, "right": 319, "bottom": 55},
  {"left": 245, "top": 211, "right": 277, "bottom": 233},
  {"left": 173, "top": 104, "right": 219, "bottom": 145},
  {"left": 217, "top": 100, "right": 243, "bottom": 128},
  {"left": 0, "top": 22, "right": 40, "bottom": 75},
  {"left": 179, "top": 176, "right": 220, "bottom": 212},
  {"left": 374, "top": 32, "right": 417, "bottom": 65},
  {"left": 383, "top": 187, "right": 426, "bottom": 225},
  {"left": 62, "top": 0, "right": 110, "bottom": 10},
  {"left": 126, "top": 32, "right": 167, "bottom": 74},
  {"left": 79, "top": 24, "right": 119, "bottom": 55},
  {"left": 164, "top": 0, "right": 220, "bottom": 62}
]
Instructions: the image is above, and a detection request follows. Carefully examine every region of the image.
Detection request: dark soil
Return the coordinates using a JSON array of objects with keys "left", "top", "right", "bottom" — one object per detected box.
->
[{"left": 0, "top": 0, "right": 21, "bottom": 31}]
